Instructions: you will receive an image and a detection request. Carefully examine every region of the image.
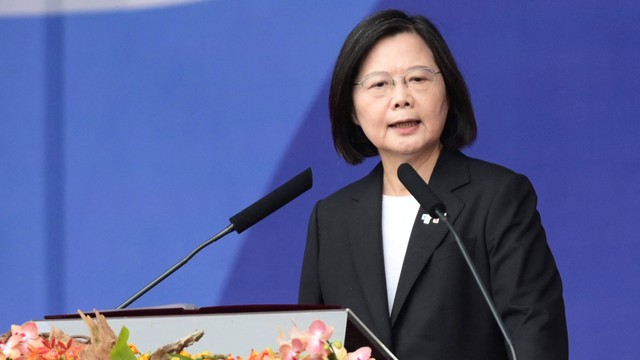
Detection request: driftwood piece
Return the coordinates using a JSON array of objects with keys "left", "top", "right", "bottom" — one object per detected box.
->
[
  {"left": 77, "top": 309, "right": 118, "bottom": 360},
  {"left": 0, "top": 329, "right": 10, "bottom": 343},
  {"left": 149, "top": 329, "right": 205, "bottom": 360}
]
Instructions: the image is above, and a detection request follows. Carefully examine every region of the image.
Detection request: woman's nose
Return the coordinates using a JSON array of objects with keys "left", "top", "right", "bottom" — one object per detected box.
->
[{"left": 391, "top": 80, "right": 413, "bottom": 108}]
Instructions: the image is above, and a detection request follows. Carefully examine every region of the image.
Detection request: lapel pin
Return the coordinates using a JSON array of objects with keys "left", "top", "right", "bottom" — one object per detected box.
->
[{"left": 421, "top": 213, "right": 447, "bottom": 224}]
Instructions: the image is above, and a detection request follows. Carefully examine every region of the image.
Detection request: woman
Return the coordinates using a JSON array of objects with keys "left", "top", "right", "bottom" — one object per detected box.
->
[{"left": 299, "top": 9, "right": 568, "bottom": 359}]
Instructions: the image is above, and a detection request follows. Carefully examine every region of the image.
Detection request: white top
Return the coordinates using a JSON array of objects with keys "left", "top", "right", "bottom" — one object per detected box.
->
[{"left": 382, "top": 194, "right": 420, "bottom": 315}]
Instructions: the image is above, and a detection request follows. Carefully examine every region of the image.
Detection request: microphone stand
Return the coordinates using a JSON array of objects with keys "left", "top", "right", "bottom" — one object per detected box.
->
[
  {"left": 436, "top": 209, "right": 517, "bottom": 360},
  {"left": 116, "top": 224, "right": 235, "bottom": 310},
  {"left": 115, "top": 167, "right": 312, "bottom": 310}
]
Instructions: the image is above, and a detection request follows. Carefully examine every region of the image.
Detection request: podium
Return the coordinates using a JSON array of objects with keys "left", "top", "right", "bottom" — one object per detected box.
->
[{"left": 37, "top": 305, "right": 397, "bottom": 359}]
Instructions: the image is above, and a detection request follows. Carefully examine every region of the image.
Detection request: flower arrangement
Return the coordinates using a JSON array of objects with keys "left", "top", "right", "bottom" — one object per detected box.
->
[
  {"left": 0, "top": 321, "right": 84, "bottom": 360},
  {"left": 0, "top": 312, "right": 373, "bottom": 360}
]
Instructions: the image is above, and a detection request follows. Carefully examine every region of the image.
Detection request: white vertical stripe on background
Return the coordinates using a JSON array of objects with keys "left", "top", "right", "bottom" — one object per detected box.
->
[{"left": 0, "top": 0, "right": 206, "bottom": 16}]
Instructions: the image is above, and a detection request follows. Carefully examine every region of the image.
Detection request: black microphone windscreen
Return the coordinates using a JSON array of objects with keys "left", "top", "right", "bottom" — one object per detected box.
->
[
  {"left": 397, "top": 163, "right": 446, "bottom": 218},
  {"left": 229, "top": 168, "right": 312, "bottom": 233}
]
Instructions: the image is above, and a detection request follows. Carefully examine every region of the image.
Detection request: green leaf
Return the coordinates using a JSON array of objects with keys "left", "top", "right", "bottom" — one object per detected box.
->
[{"left": 110, "top": 326, "right": 137, "bottom": 360}]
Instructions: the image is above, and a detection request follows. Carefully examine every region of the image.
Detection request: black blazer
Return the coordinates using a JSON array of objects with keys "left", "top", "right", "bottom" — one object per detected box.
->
[{"left": 299, "top": 150, "right": 568, "bottom": 359}]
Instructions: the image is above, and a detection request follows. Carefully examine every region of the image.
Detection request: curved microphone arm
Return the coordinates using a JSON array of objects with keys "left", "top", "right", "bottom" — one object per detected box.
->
[{"left": 117, "top": 224, "right": 235, "bottom": 310}]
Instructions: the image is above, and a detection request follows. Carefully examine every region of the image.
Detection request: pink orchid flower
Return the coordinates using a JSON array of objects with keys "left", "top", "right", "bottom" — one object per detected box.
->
[
  {"left": 281, "top": 336, "right": 307, "bottom": 360},
  {"left": 278, "top": 343, "right": 297, "bottom": 360},
  {"left": 11, "top": 321, "right": 39, "bottom": 339},
  {"left": 0, "top": 334, "right": 22, "bottom": 360},
  {"left": 303, "top": 320, "right": 334, "bottom": 356},
  {"left": 11, "top": 321, "right": 42, "bottom": 354},
  {"left": 346, "top": 346, "right": 372, "bottom": 360}
]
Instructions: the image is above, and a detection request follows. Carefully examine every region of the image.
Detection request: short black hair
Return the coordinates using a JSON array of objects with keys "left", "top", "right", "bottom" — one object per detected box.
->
[{"left": 329, "top": 9, "right": 477, "bottom": 165}]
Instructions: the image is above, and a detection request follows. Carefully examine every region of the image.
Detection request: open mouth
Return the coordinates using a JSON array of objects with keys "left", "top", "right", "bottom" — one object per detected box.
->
[{"left": 390, "top": 120, "right": 421, "bottom": 128}]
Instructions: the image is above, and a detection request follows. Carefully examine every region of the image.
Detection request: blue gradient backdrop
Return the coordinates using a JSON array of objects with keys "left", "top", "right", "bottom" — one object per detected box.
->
[{"left": 1, "top": 1, "right": 638, "bottom": 358}]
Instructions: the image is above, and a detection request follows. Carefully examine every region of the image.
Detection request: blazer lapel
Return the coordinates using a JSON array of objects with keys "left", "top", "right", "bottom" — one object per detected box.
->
[
  {"left": 390, "top": 150, "right": 470, "bottom": 325},
  {"left": 346, "top": 164, "right": 393, "bottom": 346}
]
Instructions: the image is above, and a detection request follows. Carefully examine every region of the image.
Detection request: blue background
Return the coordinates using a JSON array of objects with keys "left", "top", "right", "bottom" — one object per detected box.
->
[{"left": 1, "top": 1, "right": 639, "bottom": 358}]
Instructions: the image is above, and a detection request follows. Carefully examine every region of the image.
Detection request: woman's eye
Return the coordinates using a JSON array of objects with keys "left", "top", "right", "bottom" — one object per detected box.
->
[
  {"left": 409, "top": 76, "right": 428, "bottom": 83},
  {"left": 369, "top": 80, "right": 389, "bottom": 89}
]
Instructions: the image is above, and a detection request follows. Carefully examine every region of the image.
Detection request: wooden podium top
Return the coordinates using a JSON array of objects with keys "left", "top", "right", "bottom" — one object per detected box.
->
[{"left": 45, "top": 303, "right": 340, "bottom": 320}]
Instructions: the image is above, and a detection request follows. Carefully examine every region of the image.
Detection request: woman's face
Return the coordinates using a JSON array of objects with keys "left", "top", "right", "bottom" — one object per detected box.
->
[{"left": 352, "top": 32, "right": 448, "bottom": 162}]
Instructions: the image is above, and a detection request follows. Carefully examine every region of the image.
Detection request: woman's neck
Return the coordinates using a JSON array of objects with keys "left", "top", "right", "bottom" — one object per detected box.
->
[{"left": 381, "top": 144, "right": 443, "bottom": 196}]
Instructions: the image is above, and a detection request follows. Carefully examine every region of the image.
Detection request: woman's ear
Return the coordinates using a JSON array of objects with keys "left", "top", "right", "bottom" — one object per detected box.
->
[{"left": 351, "top": 113, "right": 360, "bottom": 126}]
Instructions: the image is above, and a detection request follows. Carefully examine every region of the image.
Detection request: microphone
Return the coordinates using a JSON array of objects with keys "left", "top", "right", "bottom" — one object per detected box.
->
[
  {"left": 397, "top": 163, "right": 517, "bottom": 360},
  {"left": 396, "top": 163, "right": 445, "bottom": 218},
  {"left": 117, "top": 167, "right": 313, "bottom": 309},
  {"left": 230, "top": 168, "right": 313, "bottom": 233}
]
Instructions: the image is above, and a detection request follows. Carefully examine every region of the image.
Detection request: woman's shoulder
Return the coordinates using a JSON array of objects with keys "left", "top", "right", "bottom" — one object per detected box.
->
[
  {"left": 316, "top": 163, "right": 383, "bottom": 207},
  {"left": 449, "top": 150, "right": 525, "bottom": 180},
  {"left": 461, "top": 154, "right": 540, "bottom": 205},
  {"left": 438, "top": 150, "right": 535, "bottom": 195}
]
